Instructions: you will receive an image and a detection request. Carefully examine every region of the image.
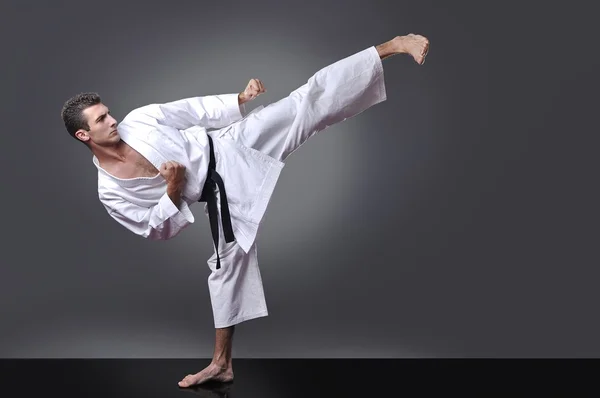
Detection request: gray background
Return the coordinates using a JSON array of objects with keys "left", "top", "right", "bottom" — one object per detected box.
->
[{"left": 0, "top": 0, "right": 597, "bottom": 358}]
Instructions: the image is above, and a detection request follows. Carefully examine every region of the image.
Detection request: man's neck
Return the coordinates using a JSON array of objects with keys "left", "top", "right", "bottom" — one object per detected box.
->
[{"left": 92, "top": 139, "right": 129, "bottom": 167}]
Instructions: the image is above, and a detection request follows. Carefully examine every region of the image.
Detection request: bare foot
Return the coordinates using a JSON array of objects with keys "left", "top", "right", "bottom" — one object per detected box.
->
[
  {"left": 394, "top": 34, "right": 430, "bottom": 65},
  {"left": 178, "top": 363, "right": 234, "bottom": 388}
]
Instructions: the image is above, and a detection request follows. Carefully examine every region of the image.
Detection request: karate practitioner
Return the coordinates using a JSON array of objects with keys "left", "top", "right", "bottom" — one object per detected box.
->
[{"left": 61, "top": 33, "right": 429, "bottom": 387}]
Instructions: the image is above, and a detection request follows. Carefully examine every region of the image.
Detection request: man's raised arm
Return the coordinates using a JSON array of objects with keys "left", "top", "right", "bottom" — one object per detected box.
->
[{"left": 125, "top": 79, "right": 267, "bottom": 130}]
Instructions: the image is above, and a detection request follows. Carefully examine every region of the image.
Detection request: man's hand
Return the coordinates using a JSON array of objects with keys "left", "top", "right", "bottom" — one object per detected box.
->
[
  {"left": 238, "top": 78, "right": 266, "bottom": 105},
  {"left": 160, "top": 161, "right": 186, "bottom": 206}
]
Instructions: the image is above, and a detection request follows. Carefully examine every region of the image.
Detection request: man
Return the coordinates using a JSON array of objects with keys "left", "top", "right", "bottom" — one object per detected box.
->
[{"left": 61, "top": 33, "right": 429, "bottom": 387}]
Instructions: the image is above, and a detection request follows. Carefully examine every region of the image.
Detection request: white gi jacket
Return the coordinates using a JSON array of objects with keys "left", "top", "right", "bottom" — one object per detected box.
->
[{"left": 94, "top": 93, "right": 284, "bottom": 254}]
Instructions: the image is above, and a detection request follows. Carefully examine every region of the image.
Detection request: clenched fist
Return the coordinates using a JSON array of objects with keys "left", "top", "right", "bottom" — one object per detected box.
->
[
  {"left": 160, "top": 161, "right": 186, "bottom": 186},
  {"left": 238, "top": 78, "right": 266, "bottom": 104},
  {"left": 161, "top": 161, "right": 186, "bottom": 206}
]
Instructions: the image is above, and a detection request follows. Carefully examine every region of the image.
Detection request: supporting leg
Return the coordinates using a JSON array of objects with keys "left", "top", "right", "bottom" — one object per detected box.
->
[
  {"left": 179, "top": 240, "right": 266, "bottom": 388},
  {"left": 178, "top": 327, "right": 235, "bottom": 387}
]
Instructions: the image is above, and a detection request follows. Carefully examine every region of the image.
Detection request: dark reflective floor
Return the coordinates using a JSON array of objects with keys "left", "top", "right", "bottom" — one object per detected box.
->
[{"left": 0, "top": 358, "right": 593, "bottom": 396}]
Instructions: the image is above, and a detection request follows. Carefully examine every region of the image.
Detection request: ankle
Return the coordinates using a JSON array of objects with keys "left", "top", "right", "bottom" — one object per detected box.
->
[{"left": 211, "top": 357, "right": 230, "bottom": 369}]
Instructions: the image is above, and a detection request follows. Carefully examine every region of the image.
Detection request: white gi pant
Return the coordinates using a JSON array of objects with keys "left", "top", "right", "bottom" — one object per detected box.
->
[{"left": 206, "top": 46, "right": 387, "bottom": 328}]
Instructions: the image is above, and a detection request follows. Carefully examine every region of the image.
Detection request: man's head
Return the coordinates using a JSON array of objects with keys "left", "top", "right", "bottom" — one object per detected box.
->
[{"left": 61, "top": 92, "right": 120, "bottom": 148}]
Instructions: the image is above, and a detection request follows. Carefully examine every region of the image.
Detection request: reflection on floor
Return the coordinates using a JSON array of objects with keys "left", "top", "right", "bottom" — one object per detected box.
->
[{"left": 0, "top": 358, "right": 584, "bottom": 396}]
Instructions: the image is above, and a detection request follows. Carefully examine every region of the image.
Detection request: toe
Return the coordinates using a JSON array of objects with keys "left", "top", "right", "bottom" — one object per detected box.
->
[{"left": 178, "top": 374, "right": 194, "bottom": 387}]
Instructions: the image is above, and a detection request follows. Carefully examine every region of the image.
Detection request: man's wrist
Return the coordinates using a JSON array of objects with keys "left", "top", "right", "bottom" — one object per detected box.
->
[{"left": 167, "top": 182, "right": 183, "bottom": 207}]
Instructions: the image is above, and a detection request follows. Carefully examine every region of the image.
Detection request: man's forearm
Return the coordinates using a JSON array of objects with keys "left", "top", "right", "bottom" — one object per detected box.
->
[
  {"left": 238, "top": 92, "right": 248, "bottom": 105},
  {"left": 167, "top": 182, "right": 183, "bottom": 207}
]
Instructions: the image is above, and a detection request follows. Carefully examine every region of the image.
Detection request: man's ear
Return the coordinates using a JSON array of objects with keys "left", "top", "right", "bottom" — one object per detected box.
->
[{"left": 74, "top": 129, "right": 89, "bottom": 142}]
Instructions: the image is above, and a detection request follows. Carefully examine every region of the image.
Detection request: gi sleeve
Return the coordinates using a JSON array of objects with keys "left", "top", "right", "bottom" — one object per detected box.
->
[
  {"left": 100, "top": 189, "right": 195, "bottom": 241},
  {"left": 126, "top": 94, "right": 247, "bottom": 130}
]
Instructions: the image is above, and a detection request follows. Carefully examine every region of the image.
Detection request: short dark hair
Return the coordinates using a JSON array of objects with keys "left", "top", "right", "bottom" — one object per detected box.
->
[{"left": 61, "top": 92, "right": 102, "bottom": 142}]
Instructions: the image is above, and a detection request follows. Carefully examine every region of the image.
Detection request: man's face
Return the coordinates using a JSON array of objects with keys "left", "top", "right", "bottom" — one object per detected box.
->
[{"left": 75, "top": 103, "right": 120, "bottom": 146}]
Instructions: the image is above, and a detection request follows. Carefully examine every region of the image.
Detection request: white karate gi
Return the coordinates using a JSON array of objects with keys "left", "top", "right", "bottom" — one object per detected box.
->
[{"left": 94, "top": 46, "right": 387, "bottom": 328}]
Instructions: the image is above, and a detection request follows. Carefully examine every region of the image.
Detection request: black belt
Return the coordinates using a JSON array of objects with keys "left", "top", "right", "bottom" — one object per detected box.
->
[{"left": 198, "top": 135, "right": 235, "bottom": 269}]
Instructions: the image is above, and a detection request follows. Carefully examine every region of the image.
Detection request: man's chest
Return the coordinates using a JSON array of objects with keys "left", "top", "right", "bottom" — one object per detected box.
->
[
  {"left": 132, "top": 153, "right": 160, "bottom": 176},
  {"left": 108, "top": 151, "right": 160, "bottom": 179}
]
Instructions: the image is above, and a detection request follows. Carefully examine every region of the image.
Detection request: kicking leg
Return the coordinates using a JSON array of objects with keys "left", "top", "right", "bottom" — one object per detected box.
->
[{"left": 223, "top": 33, "right": 430, "bottom": 162}]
